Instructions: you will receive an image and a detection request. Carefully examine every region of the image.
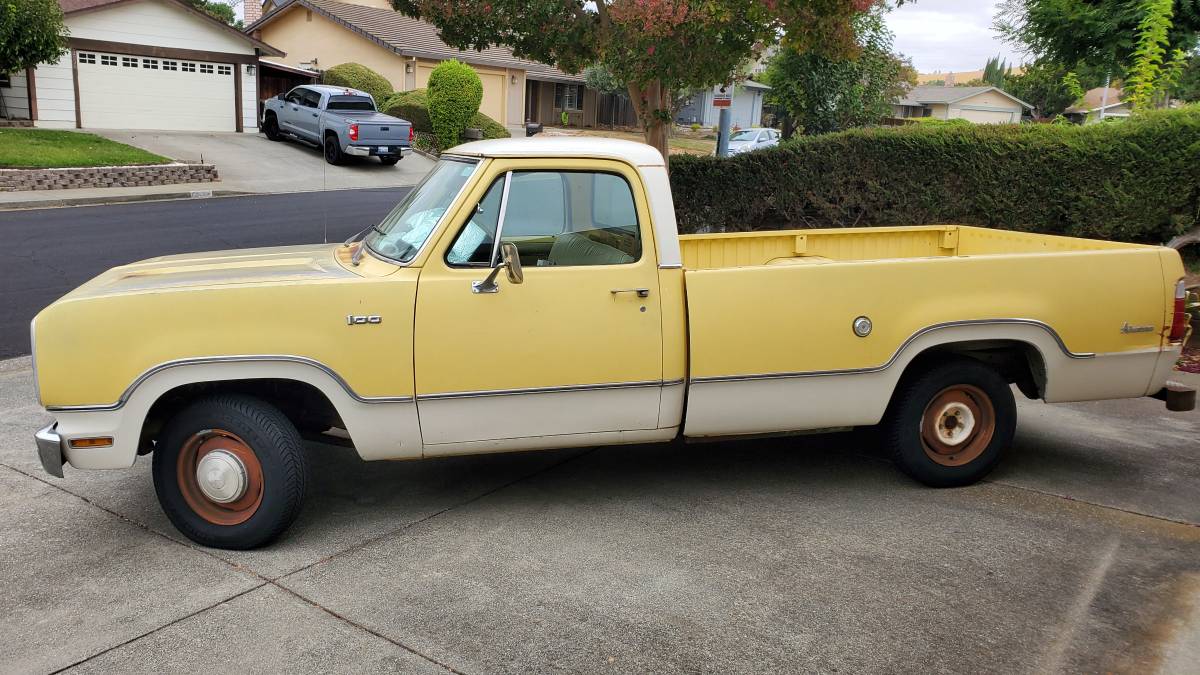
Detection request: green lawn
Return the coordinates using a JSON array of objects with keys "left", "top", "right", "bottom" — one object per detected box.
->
[{"left": 0, "top": 129, "right": 171, "bottom": 169}]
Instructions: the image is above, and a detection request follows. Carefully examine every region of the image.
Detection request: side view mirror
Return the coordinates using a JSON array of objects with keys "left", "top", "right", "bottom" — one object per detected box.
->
[
  {"left": 276, "top": 93, "right": 286, "bottom": 101},
  {"left": 472, "top": 242, "right": 523, "bottom": 294}
]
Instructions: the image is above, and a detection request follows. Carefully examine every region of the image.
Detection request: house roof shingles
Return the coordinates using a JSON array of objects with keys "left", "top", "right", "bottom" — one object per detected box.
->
[
  {"left": 248, "top": 0, "right": 585, "bottom": 83},
  {"left": 895, "top": 85, "right": 1032, "bottom": 109},
  {"left": 1065, "top": 86, "right": 1125, "bottom": 114},
  {"left": 59, "top": 0, "right": 284, "bottom": 55}
]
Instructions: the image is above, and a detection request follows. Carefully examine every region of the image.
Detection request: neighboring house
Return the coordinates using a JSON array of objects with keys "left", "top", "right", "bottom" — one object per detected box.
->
[
  {"left": 0, "top": 0, "right": 282, "bottom": 132},
  {"left": 675, "top": 81, "right": 770, "bottom": 129},
  {"left": 1064, "top": 86, "right": 1131, "bottom": 124},
  {"left": 893, "top": 85, "right": 1031, "bottom": 124},
  {"left": 916, "top": 68, "right": 1024, "bottom": 87},
  {"left": 247, "top": 0, "right": 599, "bottom": 128}
]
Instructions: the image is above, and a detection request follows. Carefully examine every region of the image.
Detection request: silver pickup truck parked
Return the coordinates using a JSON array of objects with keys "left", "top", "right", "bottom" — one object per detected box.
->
[{"left": 262, "top": 84, "right": 413, "bottom": 166}]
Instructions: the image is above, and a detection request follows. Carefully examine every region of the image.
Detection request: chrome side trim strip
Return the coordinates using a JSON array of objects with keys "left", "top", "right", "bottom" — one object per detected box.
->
[
  {"left": 658, "top": 263, "right": 683, "bottom": 269},
  {"left": 690, "top": 319, "right": 1095, "bottom": 385},
  {"left": 45, "top": 355, "right": 415, "bottom": 412},
  {"left": 417, "top": 379, "right": 672, "bottom": 401}
]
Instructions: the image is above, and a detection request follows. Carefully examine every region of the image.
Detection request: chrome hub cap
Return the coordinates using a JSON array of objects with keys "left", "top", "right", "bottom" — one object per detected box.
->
[
  {"left": 933, "top": 402, "right": 975, "bottom": 446},
  {"left": 195, "top": 448, "right": 248, "bottom": 504}
]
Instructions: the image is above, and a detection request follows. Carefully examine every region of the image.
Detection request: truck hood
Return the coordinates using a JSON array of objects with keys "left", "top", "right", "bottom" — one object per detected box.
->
[{"left": 64, "top": 244, "right": 358, "bottom": 301}]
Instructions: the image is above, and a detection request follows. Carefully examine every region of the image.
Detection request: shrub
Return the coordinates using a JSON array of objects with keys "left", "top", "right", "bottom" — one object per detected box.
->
[
  {"left": 427, "top": 60, "right": 483, "bottom": 150},
  {"left": 669, "top": 106, "right": 1200, "bottom": 244},
  {"left": 321, "top": 63, "right": 393, "bottom": 105},
  {"left": 381, "top": 88, "right": 509, "bottom": 148}
]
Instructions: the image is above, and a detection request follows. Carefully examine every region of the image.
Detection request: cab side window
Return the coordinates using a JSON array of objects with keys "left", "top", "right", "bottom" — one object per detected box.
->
[
  {"left": 446, "top": 170, "right": 641, "bottom": 268},
  {"left": 284, "top": 89, "right": 304, "bottom": 105},
  {"left": 301, "top": 90, "right": 322, "bottom": 108}
]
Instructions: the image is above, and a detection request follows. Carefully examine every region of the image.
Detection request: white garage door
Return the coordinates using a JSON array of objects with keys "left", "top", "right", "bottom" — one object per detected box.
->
[
  {"left": 955, "top": 107, "right": 1018, "bottom": 124},
  {"left": 77, "top": 50, "right": 236, "bottom": 131}
]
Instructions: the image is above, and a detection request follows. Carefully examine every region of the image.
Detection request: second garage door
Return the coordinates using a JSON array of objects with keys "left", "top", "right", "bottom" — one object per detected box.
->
[{"left": 76, "top": 50, "right": 236, "bottom": 131}]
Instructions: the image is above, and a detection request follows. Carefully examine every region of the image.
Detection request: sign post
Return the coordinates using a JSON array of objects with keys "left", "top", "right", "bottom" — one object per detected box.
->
[{"left": 714, "top": 85, "right": 733, "bottom": 157}]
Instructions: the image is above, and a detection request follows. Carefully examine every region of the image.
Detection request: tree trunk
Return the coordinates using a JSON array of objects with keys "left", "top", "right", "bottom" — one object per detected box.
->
[{"left": 628, "top": 79, "right": 671, "bottom": 171}]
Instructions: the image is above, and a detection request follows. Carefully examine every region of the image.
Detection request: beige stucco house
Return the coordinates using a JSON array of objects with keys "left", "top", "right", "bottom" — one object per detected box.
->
[
  {"left": 893, "top": 85, "right": 1032, "bottom": 124},
  {"left": 247, "top": 0, "right": 598, "bottom": 128}
]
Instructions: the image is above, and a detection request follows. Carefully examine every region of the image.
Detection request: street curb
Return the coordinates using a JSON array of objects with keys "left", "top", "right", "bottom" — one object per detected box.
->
[{"left": 0, "top": 189, "right": 253, "bottom": 211}]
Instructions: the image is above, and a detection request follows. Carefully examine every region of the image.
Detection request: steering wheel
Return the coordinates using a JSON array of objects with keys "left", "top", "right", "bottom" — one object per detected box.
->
[{"left": 375, "top": 239, "right": 417, "bottom": 260}]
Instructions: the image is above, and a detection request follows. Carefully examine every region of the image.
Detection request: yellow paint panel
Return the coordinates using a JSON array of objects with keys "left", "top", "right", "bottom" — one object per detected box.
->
[{"left": 685, "top": 247, "right": 1169, "bottom": 380}]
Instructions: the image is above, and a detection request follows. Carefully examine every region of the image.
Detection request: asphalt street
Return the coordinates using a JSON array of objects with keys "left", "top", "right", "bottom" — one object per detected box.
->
[
  {"left": 1, "top": 357, "right": 1198, "bottom": 673},
  {"left": 0, "top": 187, "right": 410, "bottom": 359}
]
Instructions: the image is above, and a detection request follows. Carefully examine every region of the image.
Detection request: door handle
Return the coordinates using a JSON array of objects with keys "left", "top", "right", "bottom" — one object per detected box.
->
[
  {"left": 611, "top": 288, "right": 650, "bottom": 298},
  {"left": 312, "top": 113, "right": 318, "bottom": 117}
]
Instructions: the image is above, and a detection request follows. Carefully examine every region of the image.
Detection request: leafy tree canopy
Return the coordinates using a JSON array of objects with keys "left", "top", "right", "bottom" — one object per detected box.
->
[
  {"left": 0, "top": 0, "right": 69, "bottom": 73},
  {"left": 184, "top": 0, "right": 241, "bottom": 28},
  {"left": 763, "top": 6, "right": 914, "bottom": 137},
  {"left": 995, "top": 0, "right": 1200, "bottom": 76},
  {"left": 391, "top": 0, "right": 891, "bottom": 165}
]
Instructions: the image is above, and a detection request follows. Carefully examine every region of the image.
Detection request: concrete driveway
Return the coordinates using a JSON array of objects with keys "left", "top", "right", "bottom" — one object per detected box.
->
[
  {"left": 93, "top": 129, "right": 435, "bottom": 194},
  {"left": 1, "top": 357, "right": 1197, "bottom": 673}
]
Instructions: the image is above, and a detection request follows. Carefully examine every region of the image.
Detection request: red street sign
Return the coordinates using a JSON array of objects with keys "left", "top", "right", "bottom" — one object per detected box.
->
[{"left": 713, "top": 85, "right": 732, "bottom": 108}]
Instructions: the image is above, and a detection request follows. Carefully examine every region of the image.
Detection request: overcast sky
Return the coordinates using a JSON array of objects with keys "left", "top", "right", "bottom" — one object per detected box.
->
[{"left": 886, "top": 0, "right": 1027, "bottom": 73}]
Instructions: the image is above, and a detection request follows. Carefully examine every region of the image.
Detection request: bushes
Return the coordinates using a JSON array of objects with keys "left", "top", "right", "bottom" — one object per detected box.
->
[
  {"left": 427, "top": 60, "right": 483, "bottom": 150},
  {"left": 669, "top": 107, "right": 1200, "bottom": 244},
  {"left": 321, "top": 63, "right": 393, "bottom": 105},
  {"left": 381, "top": 87, "right": 509, "bottom": 151}
]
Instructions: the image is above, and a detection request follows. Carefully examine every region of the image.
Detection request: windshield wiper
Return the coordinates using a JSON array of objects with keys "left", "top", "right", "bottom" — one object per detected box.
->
[{"left": 349, "top": 224, "right": 387, "bottom": 266}]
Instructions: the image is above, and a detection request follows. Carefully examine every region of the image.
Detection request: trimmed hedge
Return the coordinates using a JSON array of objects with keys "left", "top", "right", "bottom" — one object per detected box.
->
[
  {"left": 381, "top": 88, "right": 509, "bottom": 150},
  {"left": 427, "top": 60, "right": 483, "bottom": 151},
  {"left": 321, "top": 63, "right": 393, "bottom": 105},
  {"left": 670, "top": 106, "right": 1200, "bottom": 244}
]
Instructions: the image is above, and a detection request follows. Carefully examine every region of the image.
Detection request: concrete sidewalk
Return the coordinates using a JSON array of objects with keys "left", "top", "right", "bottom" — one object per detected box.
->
[
  {"left": 2, "top": 357, "right": 1198, "bottom": 672},
  {"left": 0, "top": 130, "right": 435, "bottom": 209}
]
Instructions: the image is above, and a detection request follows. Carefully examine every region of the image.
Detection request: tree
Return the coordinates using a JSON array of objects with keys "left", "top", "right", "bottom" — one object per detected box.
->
[
  {"left": 391, "top": 0, "right": 887, "bottom": 167},
  {"left": 762, "top": 6, "right": 913, "bottom": 137},
  {"left": 183, "top": 0, "right": 240, "bottom": 28},
  {"left": 982, "top": 55, "right": 1012, "bottom": 88},
  {"left": 0, "top": 0, "right": 69, "bottom": 74},
  {"left": 1004, "top": 61, "right": 1093, "bottom": 118},
  {"left": 1125, "top": 0, "right": 1186, "bottom": 109},
  {"left": 1172, "top": 52, "right": 1200, "bottom": 101},
  {"left": 995, "top": 0, "right": 1200, "bottom": 77}
]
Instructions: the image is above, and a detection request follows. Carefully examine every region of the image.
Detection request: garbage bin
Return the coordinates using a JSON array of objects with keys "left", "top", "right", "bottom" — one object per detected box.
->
[{"left": 525, "top": 122, "right": 543, "bottom": 137}]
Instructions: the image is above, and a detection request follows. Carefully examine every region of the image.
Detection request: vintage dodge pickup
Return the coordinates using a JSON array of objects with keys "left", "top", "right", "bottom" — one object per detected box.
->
[{"left": 32, "top": 138, "right": 1195, "bottom": 549}]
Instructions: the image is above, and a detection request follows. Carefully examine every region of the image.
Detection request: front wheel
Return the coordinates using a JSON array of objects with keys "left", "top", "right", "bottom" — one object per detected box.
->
[
  {"left": 323, "top": 135, "right": 344, "bottom": 165},
  {"left": 883, "top": 357, "right": 1016, "bottom": 487},
  {"left": 263, "top": 115, "right": 282, "bottom": 141},
  {"left": 152, "top": 395, "right": 308, "bottom": 549}
]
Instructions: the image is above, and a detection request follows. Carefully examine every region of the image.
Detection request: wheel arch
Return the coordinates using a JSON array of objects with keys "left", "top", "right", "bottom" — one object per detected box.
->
[{"left": 896, "top": 338, "right": 1048, "bottom": 400}]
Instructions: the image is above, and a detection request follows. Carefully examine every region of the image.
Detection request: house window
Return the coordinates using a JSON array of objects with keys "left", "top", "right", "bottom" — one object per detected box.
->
[
  {"left": 0, "top": 73, "right": 9, "bottom": 88},
  {"left": 101, "top": 55, "right": 117, "bottom": 66},
  {"left": 554, "top": 83, "right": 584, "bottom": 111},
  {"left": 199, "top": 63, "right": 214, "bottom": 74},
  {"left": 143, "top": 58, "right": 158, "bottom": 69},
  {"left": 79, "top": 53, "right": 96, "bottom": 64},
  {"left": 163, "top": 60, "right": 178, "bottom": 71},
  {"left": 217, "top": 65, "right": 232, "bottom": 75},
  {"left": 122, "top": 56, "right": 138, "bottom": 67},
  {"left": 182, "top": 62, "right": 196, "bottom": 72}
]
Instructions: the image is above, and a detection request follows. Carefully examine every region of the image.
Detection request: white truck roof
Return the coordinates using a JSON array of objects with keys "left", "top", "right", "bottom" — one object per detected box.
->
[{"left": 448, "top": 137, "right": 666, "bottom": 167}]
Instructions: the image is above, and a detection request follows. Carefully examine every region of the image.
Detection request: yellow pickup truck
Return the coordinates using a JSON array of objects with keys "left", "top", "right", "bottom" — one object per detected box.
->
[{"left": 32, "top": 138, "right": 1195, "bottom": 549}]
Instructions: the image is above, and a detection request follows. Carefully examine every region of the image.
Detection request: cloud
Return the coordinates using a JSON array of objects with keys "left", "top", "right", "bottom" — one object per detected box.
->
[{"left": 886, "top": 0, "right": 1026, "bottom": 73}]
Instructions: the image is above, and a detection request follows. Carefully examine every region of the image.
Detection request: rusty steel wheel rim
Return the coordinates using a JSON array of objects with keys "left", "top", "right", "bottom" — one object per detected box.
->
[
  {"left": 919, "top": 385, "right": 995, "bottom": 467},
  {"left": 176, "top": 429, "right": 264, "bottom": 526}
]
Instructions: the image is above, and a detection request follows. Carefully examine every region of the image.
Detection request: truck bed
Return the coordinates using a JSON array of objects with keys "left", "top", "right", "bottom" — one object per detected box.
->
[{"left": 678, "top": 225, "right": 1144, "bottom": 270}]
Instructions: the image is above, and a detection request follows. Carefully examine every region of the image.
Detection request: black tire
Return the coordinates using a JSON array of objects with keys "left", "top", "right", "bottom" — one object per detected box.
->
[
  {"left": 883, "top": 357, "right": 1015, "bottom": 488},
  {"left": 263, "top": 115, "right": 282, "bottom": 141},
  {"left": 380, "top": 157, "right": 399, "bottom": 166},
  {"left": 152, "top": 394, "right": 307, "bottom": 549},
  {"left": 323, "top": 134, "right": 344, "bottom": 165}
]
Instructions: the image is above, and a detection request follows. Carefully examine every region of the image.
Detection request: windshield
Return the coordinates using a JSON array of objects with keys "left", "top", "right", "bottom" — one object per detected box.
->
[
  {"left": 327, "top": 95, "right": 375, "bottom": 111},
  {"left": 364, "top": 157, "right": 480, "bottom": 263},
  {"left": 730, "top": 130, "right": 758, "bottom": 142}
]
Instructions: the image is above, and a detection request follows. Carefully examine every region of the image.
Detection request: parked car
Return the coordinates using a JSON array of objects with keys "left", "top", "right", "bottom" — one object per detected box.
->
[
  {"left": 31, "top": 138, "right": 1195, "bottom": 549},
  {"left": 262, "top": 84, "right": 412, "bottom": 166},
  {"left": 722, "top": 127, "right": 780, "bottom": 155}
]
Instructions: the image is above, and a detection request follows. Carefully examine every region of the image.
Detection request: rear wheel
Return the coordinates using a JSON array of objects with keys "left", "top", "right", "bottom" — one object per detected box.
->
[
  {"left": 152, "top": 395, "right": 307, "bottom": 549},
  {"left": 883, "top": 357, "right": 1015, "bottom": 487},
  {"left": 263, "top": 115, "right": 282, "bottom": 141},
  {"left": 323, "top": 134, "right": 344, "bottom": 165}
]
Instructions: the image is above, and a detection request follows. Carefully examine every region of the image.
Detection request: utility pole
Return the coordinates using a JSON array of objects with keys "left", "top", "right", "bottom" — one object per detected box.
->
[
  {"left": 717, "top": 108, "right": 732, "bottom": 157},
  {"left": 1099, "top": 72, "right": 1111, "bottom": 121}
]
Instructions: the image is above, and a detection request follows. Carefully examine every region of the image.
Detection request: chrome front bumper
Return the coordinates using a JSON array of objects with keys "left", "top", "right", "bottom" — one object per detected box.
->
[{"left": 35, "top": 423, "right": 65, "bottom": 478}]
